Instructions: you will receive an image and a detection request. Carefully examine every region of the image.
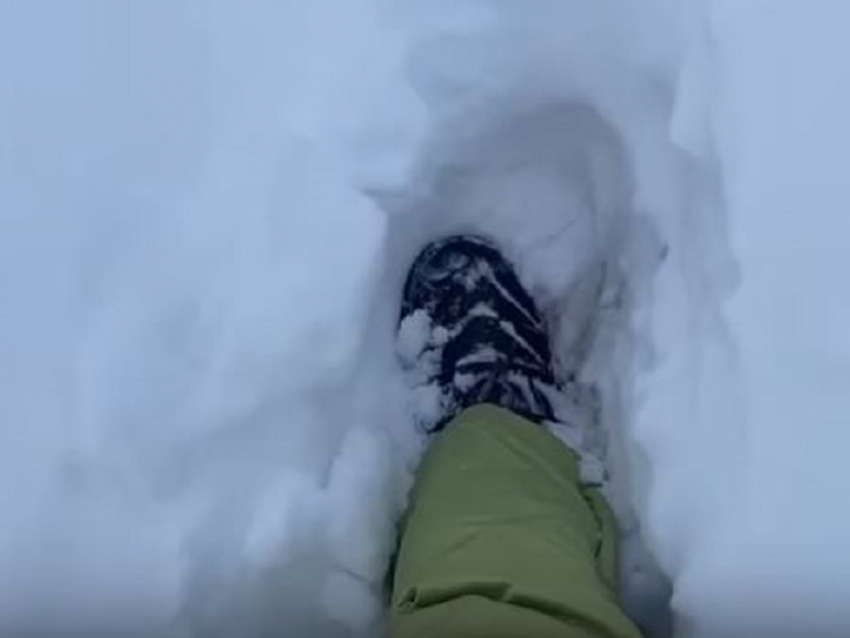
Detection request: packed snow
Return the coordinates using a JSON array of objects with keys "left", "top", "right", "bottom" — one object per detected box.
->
[{"left": 2, "top": 0, "right": 849, "bottom": 636}]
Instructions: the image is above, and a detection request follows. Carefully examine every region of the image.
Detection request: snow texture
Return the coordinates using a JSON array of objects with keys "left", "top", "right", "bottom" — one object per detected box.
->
[{"left": 1, "top": 0, "right": 849, "bottom": 637}]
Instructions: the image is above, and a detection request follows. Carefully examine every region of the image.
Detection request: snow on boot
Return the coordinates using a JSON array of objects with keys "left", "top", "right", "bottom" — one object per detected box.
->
[{"left": 397, "top": 235, "right": 563, "bottom": 434}]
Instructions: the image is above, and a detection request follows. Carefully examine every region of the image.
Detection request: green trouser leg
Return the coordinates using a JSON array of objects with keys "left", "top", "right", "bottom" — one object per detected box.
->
[{"left": 390, "top": 404, "right": 642, "bottom": 638}]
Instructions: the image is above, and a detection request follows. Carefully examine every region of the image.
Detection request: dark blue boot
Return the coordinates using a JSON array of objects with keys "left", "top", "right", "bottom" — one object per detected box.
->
[{"left": 399, "top": 235, "right": 560, "bottom": 433}]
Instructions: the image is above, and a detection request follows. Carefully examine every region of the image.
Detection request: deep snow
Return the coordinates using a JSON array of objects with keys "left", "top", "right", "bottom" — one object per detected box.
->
[{"left": 2, "top": 0, "right": 849, "bottom": 636}]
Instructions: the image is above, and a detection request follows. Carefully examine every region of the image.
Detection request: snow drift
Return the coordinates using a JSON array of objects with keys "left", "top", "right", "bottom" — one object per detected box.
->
[{"left": 1, "top": 0, "right": 849, "bottom": 637}]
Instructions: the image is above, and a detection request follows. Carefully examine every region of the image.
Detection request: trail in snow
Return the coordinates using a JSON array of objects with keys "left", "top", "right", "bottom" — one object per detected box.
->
[
  {"left": 2, "top": 0, "right": 850, "bottom": 637},
  {"left": 379, "top": 98, "right": 672, "bottom": 635}
]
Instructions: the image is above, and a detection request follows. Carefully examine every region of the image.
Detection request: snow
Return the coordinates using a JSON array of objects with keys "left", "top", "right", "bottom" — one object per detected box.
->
[
  {"left": 651, "top": 2, "right": 850, "bottom": 635},
  {"left": 1, "top": 0, "right": 849, "bottom": 637}
]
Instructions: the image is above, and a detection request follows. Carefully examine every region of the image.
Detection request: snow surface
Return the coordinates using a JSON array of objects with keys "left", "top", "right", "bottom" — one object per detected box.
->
[{"left": 2, "top": 0, "right": 850, "bottom": 636}]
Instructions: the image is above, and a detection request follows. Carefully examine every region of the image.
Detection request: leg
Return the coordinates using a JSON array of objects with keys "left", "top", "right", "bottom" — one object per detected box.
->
[
  {"left": 390, "top": 405, "right": 641, "bottom": 638},
  {"left": 392, "top": 236, "right": 641, "bottom": 637}
]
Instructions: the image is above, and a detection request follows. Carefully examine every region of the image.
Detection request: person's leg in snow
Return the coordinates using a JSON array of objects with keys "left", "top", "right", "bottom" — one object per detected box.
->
[{"left": 390, "top": 236, "right": 642, "bottom": 638}]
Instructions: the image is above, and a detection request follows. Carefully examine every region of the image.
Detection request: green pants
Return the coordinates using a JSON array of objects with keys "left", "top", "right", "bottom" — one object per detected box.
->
[{"left": 390, "top": 405, "right": 642, "bottom": 638}]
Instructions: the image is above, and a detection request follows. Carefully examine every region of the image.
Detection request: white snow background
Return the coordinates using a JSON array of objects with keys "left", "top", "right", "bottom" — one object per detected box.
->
[{"left": 2, "top": 0, "right": 849, "bottom": 636}]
